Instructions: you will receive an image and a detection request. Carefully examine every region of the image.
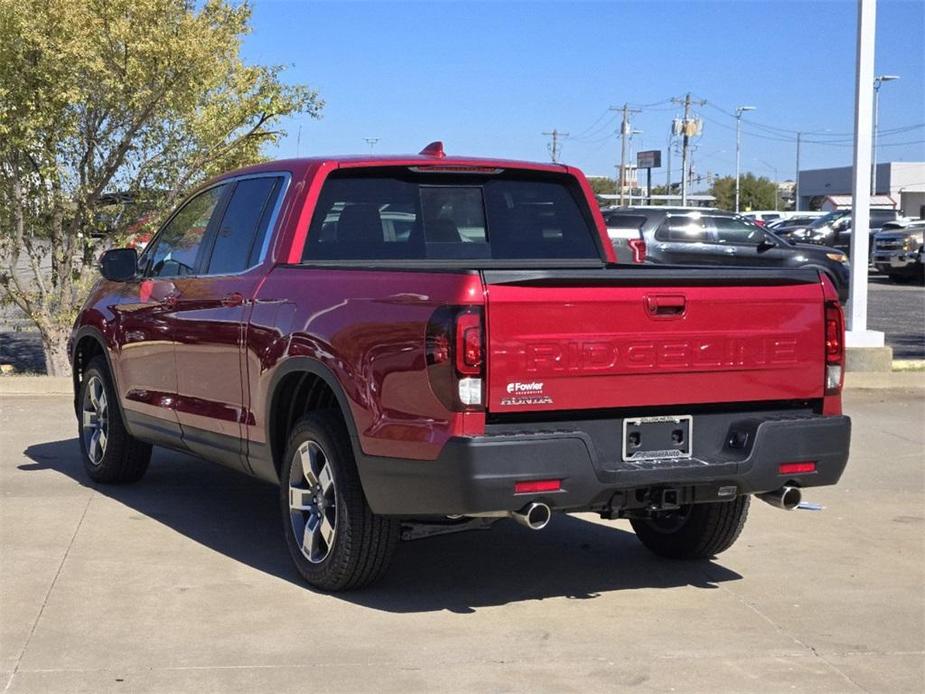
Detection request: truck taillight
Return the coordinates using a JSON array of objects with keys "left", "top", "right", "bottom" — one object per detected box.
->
[
  {"left": 426, "top": 306, "right": 484, "bottom": 410},
  {"left": 825, "top": 300, "right": 844, "bottom": 394},
  {"left": 628, "top": 238, "right": 647, "bottom": 264},
  {"left": 455, "top": 311, "right": 483, "bottom": 375}
]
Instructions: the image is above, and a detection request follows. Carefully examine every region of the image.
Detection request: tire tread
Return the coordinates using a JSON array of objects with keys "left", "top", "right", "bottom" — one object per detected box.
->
[
  {"left": 79, "top": 356, "right": 151, "bottom": 485},
  {"left": 281, "top": 411, "right": 398, "bottom": 591},
  {"left": 630, "top": 496, "right": 750, "bottom": 560}
]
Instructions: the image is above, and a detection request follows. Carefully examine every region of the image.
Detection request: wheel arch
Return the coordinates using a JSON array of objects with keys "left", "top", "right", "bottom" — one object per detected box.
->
[
  {"left": 265, "top": 357, "right": 363, "bottom": 480},
  {"left": 71, "top": 327, "right": 116, "bottom": 412}
]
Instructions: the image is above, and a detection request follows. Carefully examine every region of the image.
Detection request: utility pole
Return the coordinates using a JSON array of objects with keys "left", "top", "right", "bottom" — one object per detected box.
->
[
  {"left": 543, "top": 129, "right": 569, "bottom": 163},
  {"left": 610, "top": 104, "right": 640, "bottom": 206},
  {"left": 364, "top": 137, "right": 380, "bottom": 152},
  {"left": 671, "top": 93, "right": 706, "bottom": 206},
  {"left": 735, "top": 105, "right": 756, "bottom": 212},
  {"left": 794, "top": 132, "right": 801, "bottom": 211},
  {"left": 666, "top": 135, "right": 673, "bottom": 198}
]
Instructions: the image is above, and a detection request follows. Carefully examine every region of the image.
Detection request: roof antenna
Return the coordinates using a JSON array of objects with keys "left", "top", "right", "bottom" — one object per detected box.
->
[{"left": 419, "top": 141, "right": 445, "bottom": 158}]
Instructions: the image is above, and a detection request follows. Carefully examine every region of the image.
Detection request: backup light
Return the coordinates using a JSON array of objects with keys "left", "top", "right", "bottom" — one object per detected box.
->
[
  {"left": 826, "top": 364, "right": 843, "bottom": 392},
  {"left": 458, "top": 377, "right": 482, "bottom": 406}
]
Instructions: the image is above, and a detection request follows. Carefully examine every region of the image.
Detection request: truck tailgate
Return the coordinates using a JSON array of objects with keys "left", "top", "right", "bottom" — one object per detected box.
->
[{"left": 483, "top": 268, "right": 825, "bottom": 412}]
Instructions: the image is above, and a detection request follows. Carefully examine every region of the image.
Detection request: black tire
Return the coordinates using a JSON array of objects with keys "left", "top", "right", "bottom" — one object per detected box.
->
[
  {"left": 630, "top": 496, "right": 750, "bottom": 560},
  {"left": 280, "top": 411, "right": 399, "bottom": 591},
  {"left": 78, "top": 356, "right": 152, "bottom": 484}
]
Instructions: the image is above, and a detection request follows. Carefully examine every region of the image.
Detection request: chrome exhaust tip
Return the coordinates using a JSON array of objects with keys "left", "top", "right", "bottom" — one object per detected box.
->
[
  {"left": 514, "top": 502, "right": 551, "bottom": 530},
  {"left": 757, "top": 486, "right": 802, "bottom": 511}
]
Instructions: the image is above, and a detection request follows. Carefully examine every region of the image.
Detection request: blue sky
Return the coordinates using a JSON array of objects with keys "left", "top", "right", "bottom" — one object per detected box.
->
[{"left": 243, "top": 0, "right": 925, "bottom": 185}]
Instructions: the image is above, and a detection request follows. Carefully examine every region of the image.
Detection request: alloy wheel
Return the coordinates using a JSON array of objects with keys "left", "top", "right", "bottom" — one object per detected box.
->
[
  {"left": 289, "top": 440, "right": 337, "bottom": 564},
  {"left": 81, "top": 375, "right": 109, "bottom": 466}
]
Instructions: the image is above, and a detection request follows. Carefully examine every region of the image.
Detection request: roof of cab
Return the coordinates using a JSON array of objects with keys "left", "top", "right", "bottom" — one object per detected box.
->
[{"left": 213, "top": 141, "right": 571, "bottom": 181}]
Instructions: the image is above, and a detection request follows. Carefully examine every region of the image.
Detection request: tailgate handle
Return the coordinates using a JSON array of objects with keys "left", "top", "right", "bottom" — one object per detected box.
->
[{"left": 645, "top": 294, "right": 687, "bottom": 318}]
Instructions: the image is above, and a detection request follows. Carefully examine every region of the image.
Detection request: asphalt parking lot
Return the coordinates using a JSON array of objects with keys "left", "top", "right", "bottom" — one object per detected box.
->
[
  {"left": 866, "top": 275, "right": 925, "bottom": 359},
  {"left": 1, "top": 390, "right": 923, "bottom": 693}
]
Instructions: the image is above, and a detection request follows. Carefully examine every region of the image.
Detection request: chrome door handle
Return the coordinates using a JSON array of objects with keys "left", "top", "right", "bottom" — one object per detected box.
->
[{"left": 724, "top": 247, "right": 737, "bottom": 255}]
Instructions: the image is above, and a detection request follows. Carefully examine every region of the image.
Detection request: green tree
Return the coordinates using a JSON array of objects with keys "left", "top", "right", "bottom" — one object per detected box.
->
[
  {"left": 710, "top": 174, "right": 778, "bottom": 212},
  {"left": 586, "top": 176, "right": 617, "bottom": 206},
  {"left": 0, "top": 0, "right": 322, "bottom": 375}
]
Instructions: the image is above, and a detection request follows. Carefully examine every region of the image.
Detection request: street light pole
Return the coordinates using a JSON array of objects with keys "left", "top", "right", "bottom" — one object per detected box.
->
[
  {"left": 871, "top": 74, "right": 899, "bottom": 195},
  {"left": 735, "top": 106, "right": 756, "bottom": 213}
]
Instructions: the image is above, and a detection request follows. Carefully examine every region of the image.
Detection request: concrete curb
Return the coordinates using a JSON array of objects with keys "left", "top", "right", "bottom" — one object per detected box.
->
[
  {"left": 0, "top": 376, "right": 71, "bottom": 395},
  {"left": 1, "top": 372, "right": 924, "bottom": 396},
  {"left": 844, "top": 371, "right": 925, "bottom": 390}
]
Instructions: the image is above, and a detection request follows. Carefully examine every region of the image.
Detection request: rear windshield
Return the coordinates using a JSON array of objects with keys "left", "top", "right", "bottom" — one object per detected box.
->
[
  {"left": 301, "top": 169, "right": 601, "bottom": 262},
  {"left": 602, "top": 213, "right": 646, "bottom": 230}
]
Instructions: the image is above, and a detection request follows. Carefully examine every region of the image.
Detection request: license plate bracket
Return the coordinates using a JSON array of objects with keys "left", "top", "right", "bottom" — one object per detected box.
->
[{"left": 622, "top": 415, "right": 693, "bottom": 462}]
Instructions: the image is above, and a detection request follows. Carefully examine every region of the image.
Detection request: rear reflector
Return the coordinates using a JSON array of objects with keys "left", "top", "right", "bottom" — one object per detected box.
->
[
  {"left": 778, "top": 461, "right": 816, "bottom": 475},
  {"left": 514, "top": 479, "right": 561, "bottom": 494}
]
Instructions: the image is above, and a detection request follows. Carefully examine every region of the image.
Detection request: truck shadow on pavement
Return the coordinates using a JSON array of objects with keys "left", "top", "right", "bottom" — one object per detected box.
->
[{"left": 22, "top": 438, "right": 742, "bottom": 614}]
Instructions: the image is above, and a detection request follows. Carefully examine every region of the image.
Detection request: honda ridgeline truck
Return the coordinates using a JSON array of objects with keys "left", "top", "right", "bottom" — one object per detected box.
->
[{"left": 70, "top": 143, "right": 851, "bottom": 591}]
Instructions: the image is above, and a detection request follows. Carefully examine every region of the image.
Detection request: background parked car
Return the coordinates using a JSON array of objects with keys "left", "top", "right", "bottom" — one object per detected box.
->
[
  {"left": 779, "top": 208, "right": 902, "bottom": 256},
  {"left": 741, "top": 210, "right": 784, "bottom": 227},
  {"left": 768, "top": 212, "right": 827, "bottom": 232},
  {"left": 872, "top": 220, "right": 925, "bottom": 283},
  {"left": 604, "top": 207, "right": 850, "bottom": 301}
]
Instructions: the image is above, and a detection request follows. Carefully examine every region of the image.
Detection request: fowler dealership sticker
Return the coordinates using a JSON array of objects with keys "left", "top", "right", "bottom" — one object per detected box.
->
[{"left": 501, "top": 382, "right": 553, "bottom": 406}]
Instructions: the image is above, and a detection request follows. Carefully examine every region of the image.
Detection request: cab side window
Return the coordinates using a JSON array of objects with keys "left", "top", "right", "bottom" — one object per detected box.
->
[{"left": 144, "top": 185, "right": 227, "bottom": 277}]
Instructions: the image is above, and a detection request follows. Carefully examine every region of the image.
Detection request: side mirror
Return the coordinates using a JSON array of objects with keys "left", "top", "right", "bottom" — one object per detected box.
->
[
  {"left": 757, "top": 237, "right": 777, "bottom": 252},
  {"left": 99, "top": 248, "right": 138, "bottom": 282}
]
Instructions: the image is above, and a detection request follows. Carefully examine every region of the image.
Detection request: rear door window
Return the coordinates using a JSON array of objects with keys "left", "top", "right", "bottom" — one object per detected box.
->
[
  {"left": 205, "top": 176, "right": 282, "bottom": 274},
  {"left": 302, "top": 170, "right": 601, "bottom": 262},
  {"left": 603, "top": 213, "right": 646, "bottom": 230},
  {"left": 655, "top": 215, "right": 711, "bottom": 243}
]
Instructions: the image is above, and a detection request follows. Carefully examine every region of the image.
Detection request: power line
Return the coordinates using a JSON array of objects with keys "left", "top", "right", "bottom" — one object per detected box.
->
[
  {"left": 571, "top": 108, "right": 614, "bottom": 139},
  {"left": 569, "top": 112, "right": 618, "bottom": 143}
]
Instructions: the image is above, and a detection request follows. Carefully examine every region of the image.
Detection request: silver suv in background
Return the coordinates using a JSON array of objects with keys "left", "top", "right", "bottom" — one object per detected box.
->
[{"left": 873, "top": 220, "right": 925, "bottom": 284}]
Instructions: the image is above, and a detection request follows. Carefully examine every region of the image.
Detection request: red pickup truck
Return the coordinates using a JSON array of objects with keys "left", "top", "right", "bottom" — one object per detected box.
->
[{"left": 70, "top": 143, "right": 851, "bottom": 591}]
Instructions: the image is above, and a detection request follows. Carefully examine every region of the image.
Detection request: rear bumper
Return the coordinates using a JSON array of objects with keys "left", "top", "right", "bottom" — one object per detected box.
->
[{"left": 358, "top": 413, "right": 851, "bottom": 516}]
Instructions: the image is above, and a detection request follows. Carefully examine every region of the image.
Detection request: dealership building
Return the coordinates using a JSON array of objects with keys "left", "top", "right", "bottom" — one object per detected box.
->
[{"left": 797, "top": 161, "right": 925, "bottom": 217}]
